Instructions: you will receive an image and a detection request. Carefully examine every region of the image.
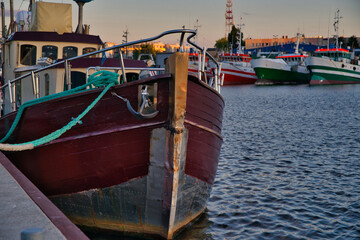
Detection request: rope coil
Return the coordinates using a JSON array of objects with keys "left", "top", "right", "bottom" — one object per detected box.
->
[{"left": 0, "top": 71, "right": 119, "bottom": 151}]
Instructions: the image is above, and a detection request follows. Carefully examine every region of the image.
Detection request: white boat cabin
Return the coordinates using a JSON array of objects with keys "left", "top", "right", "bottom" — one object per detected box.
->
[
  {"left": 219, "top": 53, "right": 251, "bottom": 63},
  {"left": 314, "top": 49, "right": 352, "bottom": 63},
  {"left": 276, "top": 54, "right": 308, "bottom": 66}
]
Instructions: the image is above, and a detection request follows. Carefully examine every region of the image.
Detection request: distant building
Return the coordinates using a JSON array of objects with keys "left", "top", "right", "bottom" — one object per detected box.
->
[
  {"left": 104, "top": 41, "right": 190, "bottom": 59},
  {"left": 245, "top": 35, "right": 360, "bottom": 52}
]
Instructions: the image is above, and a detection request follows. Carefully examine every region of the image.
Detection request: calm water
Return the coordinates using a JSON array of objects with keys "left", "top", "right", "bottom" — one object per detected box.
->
[{"left": 177, "top": 84, "right": 360, "bottom": 240}]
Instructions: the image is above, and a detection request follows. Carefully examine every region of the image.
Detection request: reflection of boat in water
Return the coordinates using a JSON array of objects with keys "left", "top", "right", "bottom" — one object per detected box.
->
[
  {"left": 305, "top": 10, "right": 360, "bottom": 85},
  {"left": 0, "top": 1, "right": 224, "bottom": 239},
  {"left": 251, "top": 33, "right": 310, "bottom": 85},
  {"left": 218, "top": 53, "right": 257, "bottom": 85}
]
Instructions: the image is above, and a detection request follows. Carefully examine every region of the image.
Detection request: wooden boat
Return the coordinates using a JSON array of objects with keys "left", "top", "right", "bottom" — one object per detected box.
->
[{"left": 0, "top": 1, "right": 224, "bottom": 239}]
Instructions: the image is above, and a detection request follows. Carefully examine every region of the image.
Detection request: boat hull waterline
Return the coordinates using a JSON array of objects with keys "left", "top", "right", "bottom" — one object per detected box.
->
[{"left": 251, "top": 58, "right": 310, "bottom": 85}]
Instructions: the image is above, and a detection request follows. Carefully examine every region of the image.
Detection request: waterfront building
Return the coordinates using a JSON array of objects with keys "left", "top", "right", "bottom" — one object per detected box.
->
[{"left": 104, "top": 41, "right": 190, "bottom": 58}]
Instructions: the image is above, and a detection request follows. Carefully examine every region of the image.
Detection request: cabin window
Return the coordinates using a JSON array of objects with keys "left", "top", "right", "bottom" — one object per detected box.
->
[
  {"left": 120, "top": 73, "right": 139, "bottom": 84},
  {"left": 42, "top": 45, "right": 58, "bottom": 60},
  {"left": 83, "top": 47, "right": 97, "bottom": 58},
  {"left": 44, "top": 73, "right": 50, "bottom": 96},
  {"left": 20, "top": 44, "right": 37, "bottom": 65},
  {"left": 64, "top": 71, "right": 86, "bottom": 91},
  {"left": 63, "top": 46, "right": 78, "bottom": 59}
]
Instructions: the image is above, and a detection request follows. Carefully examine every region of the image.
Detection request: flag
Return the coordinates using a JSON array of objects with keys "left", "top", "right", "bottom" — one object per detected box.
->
[{"left": 101, "top": 52, "right": 107, "bottom": 66}]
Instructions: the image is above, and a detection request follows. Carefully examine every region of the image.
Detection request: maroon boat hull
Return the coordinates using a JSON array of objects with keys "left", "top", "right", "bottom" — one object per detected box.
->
[{"left": 0, "top": 53, "right": 224, "bottom": 239}]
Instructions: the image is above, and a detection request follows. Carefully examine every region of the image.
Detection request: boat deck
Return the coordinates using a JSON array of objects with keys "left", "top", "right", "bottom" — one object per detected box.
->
[{"left": 0, "top": 152, "right": 88, "bottom": 240}]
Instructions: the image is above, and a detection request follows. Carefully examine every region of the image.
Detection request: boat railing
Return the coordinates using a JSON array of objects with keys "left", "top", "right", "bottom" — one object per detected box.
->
[
  {"left": 85, "top": 67, "right": 166, "bottom": 82},
  {"left": 0, "top": 29, "right": 222, "bottom": 114}
]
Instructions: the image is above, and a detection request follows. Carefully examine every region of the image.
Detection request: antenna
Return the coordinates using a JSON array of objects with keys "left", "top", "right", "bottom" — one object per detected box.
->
[
  {"left": 327, "top": 11, "right": 330, "bottom": 49},
  {"left": 236, "top": 17, "right": 245, "bottom": 53},
  {"left": 225, "top": 0, "right": 234, "bottom": 37},
  {"left": 333, "top": 9, "right": 342, "bottom": 49},
  {"left": 123, "top": 27, "right": 129, "bottom": 58},
  {"left": 194, "top": 19, "right": 201, "bottom": 44}
]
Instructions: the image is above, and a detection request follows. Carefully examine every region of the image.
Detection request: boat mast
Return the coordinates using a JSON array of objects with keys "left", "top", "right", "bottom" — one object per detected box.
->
[
  {"left": 295, "top": 33, "right": 301, "bottom": 54},
  {"left": 9, "top": 0, "right": 14, "bottom": 33},
  {"left": 1, "top": 2, "right": 5, "bottom": 38},
  {"left": 28, "top": 0, "right": 35, "bottom": 12},
  {"left": 237, "top": 17, "right": 244, "bottom": 54},
  {"left": 333, "top": 9, "right": 342, "bottom": 49},
  {"left": 194, "top": 19, "right": 201, "bottom": 45},
  {"left": 74, "top": 0, "right": 93, "bottom": 34}
]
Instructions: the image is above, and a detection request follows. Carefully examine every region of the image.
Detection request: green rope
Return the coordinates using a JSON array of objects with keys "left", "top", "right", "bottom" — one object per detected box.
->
[{"left": 0, "top": 70, "right": 119, "bottom": 149}]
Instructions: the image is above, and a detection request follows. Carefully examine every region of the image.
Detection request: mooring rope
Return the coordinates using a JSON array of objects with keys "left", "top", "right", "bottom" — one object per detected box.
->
[{"left": 0, "top": 71, "right": 119, "bottom": 151}]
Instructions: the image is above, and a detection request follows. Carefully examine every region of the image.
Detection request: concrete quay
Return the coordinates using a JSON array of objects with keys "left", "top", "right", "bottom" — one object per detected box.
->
[{"left": 0, "top": 151, "right": 88, "bottom": 240}]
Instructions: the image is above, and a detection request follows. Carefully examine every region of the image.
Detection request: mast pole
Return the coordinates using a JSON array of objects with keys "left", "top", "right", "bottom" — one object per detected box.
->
[
  {"left": 1, "top": 2, "right": 5, "bottom": 38},
  {"left": 9, "top": 0, "right": 14, "bottom": 33}
]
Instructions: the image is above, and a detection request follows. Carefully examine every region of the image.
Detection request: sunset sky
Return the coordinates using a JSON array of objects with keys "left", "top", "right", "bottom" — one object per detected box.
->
[{"left": 5, "top": 0, "right": 360, "bottom": 47}]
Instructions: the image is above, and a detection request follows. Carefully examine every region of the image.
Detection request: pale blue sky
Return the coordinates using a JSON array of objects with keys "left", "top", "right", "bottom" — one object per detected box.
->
[{"left": 6, "top": 0, "right": 360, "bottom": 47}]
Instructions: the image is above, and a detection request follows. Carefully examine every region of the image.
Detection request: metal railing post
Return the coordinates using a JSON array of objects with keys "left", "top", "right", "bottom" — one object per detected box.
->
[
  {"left": 8, "top": 80, "right": 16, "bottom": 111},
  {"left": 119, "top": 52, "right": 127, "bottom": 83},
  {"left": 35, "top": 74, "right": 40, "bottom": 99},
  {"left": 31, "top": 71, "right": 40, "bottom": 99},
  {"left": 202, "top": 48, "right": 207, "bottom": 82},
  {"left": 65, "top": 60, "right": 71, "bottom": 90},
  {"left": 31, "top": 71, "right": 36, "bottom": 96},
  {"left": 198, "top": 51, "right": 202, "bottom": 81}
]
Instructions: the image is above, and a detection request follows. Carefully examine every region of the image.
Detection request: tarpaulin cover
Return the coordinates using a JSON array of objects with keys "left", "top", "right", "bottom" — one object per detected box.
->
[{"left": 30, "top": 2, "right": 72, "bottom": 34}]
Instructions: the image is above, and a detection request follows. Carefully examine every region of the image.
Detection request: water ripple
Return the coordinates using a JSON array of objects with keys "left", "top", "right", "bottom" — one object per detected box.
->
[{"left": 177, "top": 85, "right": 360, "bottom": 240}]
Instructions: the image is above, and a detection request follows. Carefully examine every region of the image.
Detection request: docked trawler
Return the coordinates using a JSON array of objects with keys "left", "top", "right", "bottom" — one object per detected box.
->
[
  {"left": 218, "top": 53, "right": 257, "bottom": 85},
  {"left": 0, "top": 1, "right": 224, "bottom": 239},
  {"left": 305, "top": 10, "right": 360, "bottom": 85},
  {"left": 251, "top": 33, "right": 310, "bottom": 85},
  {"left": 218, "top": 22, "right": 257, "bottom": 85}
]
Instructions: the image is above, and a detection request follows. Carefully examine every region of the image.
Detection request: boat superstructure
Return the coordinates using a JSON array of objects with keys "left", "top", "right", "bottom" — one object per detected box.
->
[{"left": 0, "top": 1, "right": 224, "bottom": 239}]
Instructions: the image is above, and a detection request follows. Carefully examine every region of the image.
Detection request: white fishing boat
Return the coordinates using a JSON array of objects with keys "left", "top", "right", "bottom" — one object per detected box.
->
[
  {"left": 305, "top": 10, "right": 360, "bottom": 85},
  {"left": 251, "top": 33, "right": 310, "bottom": 85}
]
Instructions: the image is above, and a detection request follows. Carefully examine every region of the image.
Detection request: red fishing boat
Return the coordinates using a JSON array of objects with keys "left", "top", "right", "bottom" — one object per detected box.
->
[
  {"left": 0, "top": 1, "right": 224, "bottom": 239},
  {"left": 219, "top": 53, "right": 257, "bottom": 85}
]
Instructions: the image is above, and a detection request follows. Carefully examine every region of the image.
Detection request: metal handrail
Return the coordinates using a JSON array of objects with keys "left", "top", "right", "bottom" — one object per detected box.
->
[
  {"left": 85, "top": 67, "right": 166, "bottom": 82},
  {"left": 0, "top": 29, "right": 221, "bottom": 92}
]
